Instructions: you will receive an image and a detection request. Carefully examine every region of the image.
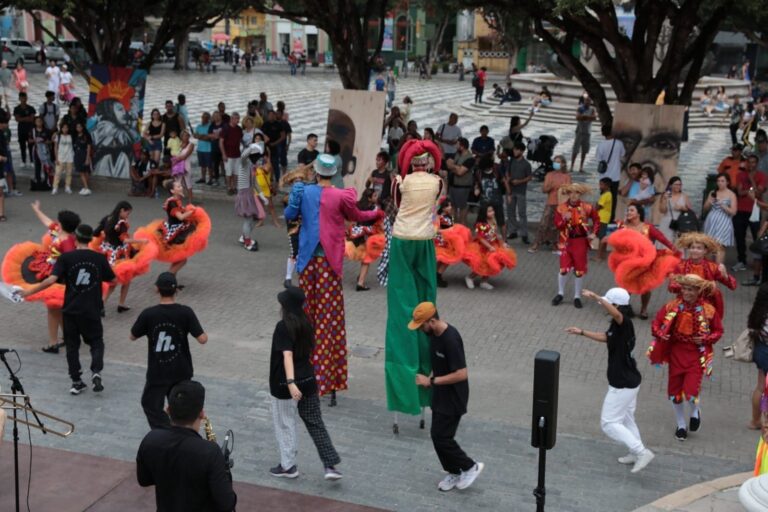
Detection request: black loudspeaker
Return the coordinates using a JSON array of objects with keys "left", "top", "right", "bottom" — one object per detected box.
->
[{"left": 531, "top": 350, "right": 560, "bottom": 450}]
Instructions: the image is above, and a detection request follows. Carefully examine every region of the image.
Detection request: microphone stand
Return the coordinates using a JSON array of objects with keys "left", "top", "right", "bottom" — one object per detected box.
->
[
  {"left": 1, "top": 351, "right": 47, "bottom": 512},
  {"left": 533, "top": 416, "right": 547, "bottom": 512}
]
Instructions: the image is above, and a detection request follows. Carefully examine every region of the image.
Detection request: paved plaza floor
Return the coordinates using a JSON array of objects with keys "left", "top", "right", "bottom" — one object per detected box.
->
[{"left": 0, "top": 69, "right": 757, "bottom": 511}]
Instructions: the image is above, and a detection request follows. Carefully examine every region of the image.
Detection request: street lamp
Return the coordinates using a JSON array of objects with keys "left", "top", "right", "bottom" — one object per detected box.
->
[{"left": 403, "top": 0, "right": 409, "bottom": 78}]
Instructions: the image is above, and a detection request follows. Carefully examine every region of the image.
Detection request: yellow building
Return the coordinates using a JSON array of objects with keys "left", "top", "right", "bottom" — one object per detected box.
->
[
  {"left": 455, "top": 10, "right": 511, "bottom": 73},
  {"left": 211, "top": 8, "right": 266, "bottom": 51}
]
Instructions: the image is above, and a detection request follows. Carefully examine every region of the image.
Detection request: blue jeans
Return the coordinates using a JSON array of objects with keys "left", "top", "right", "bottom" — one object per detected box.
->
[{"left": 387, "top": 90, "right": 395, "bottom": 108}]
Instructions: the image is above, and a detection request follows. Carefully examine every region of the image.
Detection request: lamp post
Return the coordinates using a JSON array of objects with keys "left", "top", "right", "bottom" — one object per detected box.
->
[{"left": 403, "top": 0, "right": 409, "bottom": 78}]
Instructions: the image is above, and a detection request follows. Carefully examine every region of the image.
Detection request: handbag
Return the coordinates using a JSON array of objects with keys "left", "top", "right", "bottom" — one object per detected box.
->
[
  {"left": 597, "top": 139, "right": 616, "bottom": 174},
  {"left": 674, "top": 210, "right": 699, "bottom": 233},
  {"left": 724, "top": 328, "right": 754, "bottom": 363}
]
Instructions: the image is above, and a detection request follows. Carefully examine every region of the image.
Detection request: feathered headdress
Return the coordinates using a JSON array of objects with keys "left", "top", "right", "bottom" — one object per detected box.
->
[
  {"left": 674, "top": 273, "right": 715, "bottom": 294},
  {"left": 397, "top": 139, "right": 442, "bottom": 178},
  {"left": 560, "top": 183, "right": 592, "bottom": 195}
]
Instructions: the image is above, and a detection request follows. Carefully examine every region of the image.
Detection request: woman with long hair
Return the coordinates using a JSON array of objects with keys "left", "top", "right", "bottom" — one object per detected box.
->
[
  {"left": 268, "top": 286, "right": 342, "bottom": 480},
  {"left": 12, "top": 60, "right": 28, "bottom": 93},
  {"left": 658, "top": 176, "right": 693, "bottom": 244},
  {"left": 702, "top": 173, "right": 737, "bottom": 263},
  {"left": 748, "top": 283, "right": 768, "bottom": 430},
  {"left": 143, "top": 108, "right": 165, "bottom": 163}
]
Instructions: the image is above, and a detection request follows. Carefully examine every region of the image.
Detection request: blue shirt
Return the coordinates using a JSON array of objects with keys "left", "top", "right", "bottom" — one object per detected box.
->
[
  {"left": 195, "top": 123, "right": 211, "bottom": 153},
  {"left": 375, "top": 78, "right": 385, "bottom": 91},
  {"left": 284, "top": 182, "right": 321, "bottom": 274}
]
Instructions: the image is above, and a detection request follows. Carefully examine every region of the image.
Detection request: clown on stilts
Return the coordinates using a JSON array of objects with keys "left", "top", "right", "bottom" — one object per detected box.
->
[
  {"left": 551, "top": 183, "right": 599, "bottom": 309},
  {"left": 383, "top": 139, "right": 443, "bottom": 433},
  {"left": 284, "top": 154, "right": 384, "bottom": 404},
  {"left": 649, "top": 274, "right": 723, "bottom": 441}
]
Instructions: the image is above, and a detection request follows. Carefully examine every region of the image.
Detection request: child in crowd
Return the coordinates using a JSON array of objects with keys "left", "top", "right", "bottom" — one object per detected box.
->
[
  {"left": 52, "top": 122, "right": 74, "bottom": 195},
  {"left": 166, "top": 129, "right": 181, "bottom": 157},
  {"left": 235, "top": 142, "right": 267, "bottom": 252},
  {"left": 254, "top": 133, "right": 280, "bottom": 227},
  {"left": 345, "top": 188, "right": 384, "bottom": 291},
  {"left": 596, "top": 177, "right": 613, "bottom": 261},
  {"left": 634, "top": 167, "right": 656, "bottom": 219},
  {"left": 463, "top": 200, "right": 517, "bottom": 290},
  {"left": 435, "top": 197, "right": 471, "bottom": 288}
]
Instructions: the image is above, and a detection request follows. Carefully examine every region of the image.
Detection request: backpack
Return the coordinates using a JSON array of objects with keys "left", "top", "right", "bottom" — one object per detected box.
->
[{"left": 471, "top": 75, "right": 479, "bottom": 88}]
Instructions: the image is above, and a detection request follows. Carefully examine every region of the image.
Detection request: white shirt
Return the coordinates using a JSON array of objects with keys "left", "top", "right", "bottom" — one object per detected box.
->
[
  {"left": 45, "top": 65, "right": 60, "bottom": 92},
  {"left": 60, "top": 71, "right": 72, "bottom": 86},
  {"left": 595, "top": 138, "right": 626, "bottom": 182}
]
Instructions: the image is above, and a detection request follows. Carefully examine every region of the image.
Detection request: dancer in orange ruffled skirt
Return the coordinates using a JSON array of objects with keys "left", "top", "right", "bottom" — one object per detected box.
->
[
  {"left": 435, "top": 198, "right": 471, "bottom": 288},
  {"left": 345, "top": 188, "right": 385, "bottom": 291},
  {"left": 463, "top": 200, "right": 516, "bottom": 290}
]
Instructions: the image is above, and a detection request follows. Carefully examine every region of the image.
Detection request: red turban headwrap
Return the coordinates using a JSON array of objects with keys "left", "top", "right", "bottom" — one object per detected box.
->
[{"left": 397, "top": 139, "right": 442, "bottom": 178}]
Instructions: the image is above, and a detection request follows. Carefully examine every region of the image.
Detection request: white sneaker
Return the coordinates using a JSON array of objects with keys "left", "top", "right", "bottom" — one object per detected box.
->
[
  {"left": 11, "top": 190, "right": 22, "bottom": 197},
  {"left": 617, "top": 454, "right": 636, "bottom": 465},
  {"left": 65, "top": 187, "right": 72, "bottom": 194},
  {"left": 479, "top": 281, "right": 494, "bottom": 290},
  {"left": 79, "top": 188, "right": 91, "bottom": 196},
  {"left": 51, "top": 189, "right": 58, "bottom": 195},
  {"left": 732, "top": 262, "right": 747, "bottom": 272},
  {"left": 238, "top": 235, "right": 245, "bottom": 245},
  {"left": 464, "top": 276, "right": 475, "bottom": 289},
  {"left": 438, "top": 473, "right": 460, "bottom": 492},
  {"left": 455, "top": 462, "right": 484, "bottom": 490},
  {"left": 630, "top": 449, "right": 654, "bottom": 473}
]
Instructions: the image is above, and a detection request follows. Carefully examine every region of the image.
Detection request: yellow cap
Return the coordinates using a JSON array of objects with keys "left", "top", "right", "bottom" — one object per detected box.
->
[{"left": 407, "top": 302, "right": 437, "bottom": 330}]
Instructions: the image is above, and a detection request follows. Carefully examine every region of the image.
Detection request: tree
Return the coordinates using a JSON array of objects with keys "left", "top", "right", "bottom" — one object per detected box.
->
[
  {"left": 480, "top": 6, "right": 532, "bottom": 73},
  {"left": 251, "top": 0, "right": 392, "bottom": 90},
  {"left": 466, "top": 0, "right": 732, "bottom": 126},
  {"left": 420, "top": 0, "right": 461, "bottom": 67}
]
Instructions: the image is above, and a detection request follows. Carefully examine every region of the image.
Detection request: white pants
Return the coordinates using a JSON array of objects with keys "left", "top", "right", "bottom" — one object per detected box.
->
[
  {"left": 600, "top": 385, "right": 645, "bottom": 455},
  {"left": 271, "top": 396, "right": 299, "bottom": 469}
]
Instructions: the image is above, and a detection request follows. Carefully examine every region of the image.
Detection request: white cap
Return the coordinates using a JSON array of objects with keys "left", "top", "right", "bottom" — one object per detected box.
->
[
  {"left": 601, "top": 288, "right": 630, "bottom": 306},
  {"left": 314, "top": 153, "right": 337, "bottom": 177}
]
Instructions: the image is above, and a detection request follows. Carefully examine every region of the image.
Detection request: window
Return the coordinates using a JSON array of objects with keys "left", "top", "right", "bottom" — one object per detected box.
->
[{"left": 395, "top": 15, "right": 408, "bottom": 51}]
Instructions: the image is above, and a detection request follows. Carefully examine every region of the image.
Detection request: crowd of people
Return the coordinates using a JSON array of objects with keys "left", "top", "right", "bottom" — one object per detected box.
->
[{"left": 7, "top": 65, "right": 768, "bottom": 508}]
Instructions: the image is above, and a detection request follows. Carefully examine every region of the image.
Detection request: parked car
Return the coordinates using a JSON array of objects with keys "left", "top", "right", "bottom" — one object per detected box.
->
[
  {"left": 0, "top": 41, "right": 24, "bottom": 66},
  {"left": 58, "top": 40, "right": 90, "bottom": 66},
  {"left": 42, "top": 41, "right": 67, "bottom": 62},
  {"left": 3, "top": 39, "right": 39, "bottom": 62}
]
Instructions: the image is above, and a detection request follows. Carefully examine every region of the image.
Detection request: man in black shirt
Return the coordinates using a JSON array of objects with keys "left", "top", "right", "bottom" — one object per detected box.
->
[
  {"left": 161, "top": 100, "right": 182, "bottom": 146},
  {"left": 21, "top": 224, "right": 116, "bottom": 394},
  {"left": 131, "top": 272, "right": 208, "bottom": 429},
  {"left": 262, "top": 110, "right": 285, "bottom": 179},
  {"left": 565, "top": 288, "right": 654, "bottom": 473},
  {"left": 297, "top": 133, "right": 319, "bottom": 166},
  {"left": 410, "top": 302, "right": 484, "bottom": 492},
  {"left": 12, "top": 92, "right": 35, "bottom": 165},
  {"left": 137, "top": 380, "right": 237, "bottom": 512}
]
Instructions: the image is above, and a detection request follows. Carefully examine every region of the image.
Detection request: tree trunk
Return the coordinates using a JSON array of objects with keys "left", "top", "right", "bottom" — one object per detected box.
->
[
  {"left": 174, "top": 31, "right": 190, "bottom": 71},
  {"left": 428, "top": 13, "right": 450, "bottom": 67},
  {"left": 331, "top": 38, "right": 369, "bottom": 90}
]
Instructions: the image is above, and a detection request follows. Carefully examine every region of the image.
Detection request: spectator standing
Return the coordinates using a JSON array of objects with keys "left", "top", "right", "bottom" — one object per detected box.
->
[
  {"left": 143, "top": 109, "right": 165, "bottom": 164},
  {"left": 219, "top": 111, "right": 243, "bottom": 195},
  {"left": 658, "top": 176, "right": 693, "bottom": 245},
  {"left": 475, "top": 154, "right": 506, "bottom": 239},
  {"left": 384, "top": 107, "right": 406, "bottom": 160},
  {"left": 44, "top": 60, "right": 60, "bottom": 101},
  {"left": 470, "top": 125, "right": 495, "bottom": 159},
  {"left": 262, "top": 110, "right": 286, "bottom": 180},
  {"left": 13, "top": 92, "right": 35, "bottom": 167},
  {"left": 12, "top": 61, "right": 27, "bottom": 93},
  {"left": 385, "top": 68, "right": 397, "bottom": 109},
  {"left": 72, "top": 121, "right": 92, "bottom": 196},
  {"left": 409, "top": 302, "right": 484, "bottom": 492},
  {"left": 297, "top": 133, "right": 319, "bottom": 166},
  {"left": 51, "top": 122, "right": 74, "bottom": 195},
  {"left": 729, "top": 96, "right": 744, "bottom": 146},
  {"left": 244, "top": 100, "right": 264, "bottom": 129},
  {"left": 702, "top": 173, "right": 737, "bottom": 264},
  {"left": 258, "top": 92, "right": 273, "bottom": 119},
  {"left": 31, "top": 115, "right": 53, "bottom": 187},
  {"left": 473, "top": 66, "right": 486, "bottom": 104},
  {"left": 436, "top": 113, "right": 462, "bottom": 162},
  {"left": 374, "top": 72, "right": 385, "bottom": 93},
  {"left": 748, "top": 284, "right": 768, "bottom": 430},
  {"left": 40, "top": 90, "right": 60, "bottom": 133},
  {"left": 756, "top": 130, "right": 768, "bottom": 177},
  {"left": 571, "top": 97, "right": 597, "bottom": 173},
  {"left": 193, "top": 112, "right": 212, "bottom": 184},
  {"left": 216, "top": 101, "right": 230, "bottom": 124},
  {"left": 445, "top": 138, "right": 475, "bottom": 226},
  {"left": 717, "top": 143, "right": 744, "bottom": 185},
  {"left": 277, "top": 109, "right": 292, "bottom": 171},
  {"left": 161, "top": 100, "right": 182, "bottom": 147},
  {"left": 505, "top": 141, "right": 532, "bottom": 244},
  {"left": 734, "top": 155, "right": 767, "bottom": 284},
  {"left": 595, "top": 123, "right": 626, "bottom": 222},
  {"left": 530, "top": 156, "right": 572, "bottom": 253},
  {"left": 0, "top": 60, "right": 11, "bottom": 107},
  {"left": 175, "top": 94, "right": 191, "bottom": 131},
  {"left": 207, "top": 111, "right": 225, "bottom": 186}
]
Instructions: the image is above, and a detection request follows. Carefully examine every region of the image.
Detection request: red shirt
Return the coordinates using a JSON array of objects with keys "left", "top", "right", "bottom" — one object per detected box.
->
[
  {"left": 221, "top": 123, "right": 243, "bottom": 158},
  {"left": 477, "top": 70, "right": 486, "bottom": 88},
  {"left": 735, "top": 170, "right": 767, "bottom": 212}
]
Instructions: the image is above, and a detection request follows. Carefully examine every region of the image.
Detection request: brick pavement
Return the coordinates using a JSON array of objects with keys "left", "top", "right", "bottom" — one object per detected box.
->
[{"left": 0, "top": 189, "right": 758, "bottom": 511}]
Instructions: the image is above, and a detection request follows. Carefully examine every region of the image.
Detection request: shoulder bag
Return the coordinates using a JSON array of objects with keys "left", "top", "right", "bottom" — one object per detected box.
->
[
  {"left": 597, "top": 139, "right": 616, "bottom": 175},
  {"left": 724, "top": 328, "right": 753, "bottom": 363}
]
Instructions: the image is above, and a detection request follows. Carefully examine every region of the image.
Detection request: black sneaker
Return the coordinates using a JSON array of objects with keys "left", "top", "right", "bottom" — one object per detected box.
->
[
  {"left": 437, "top": 274, "right": 448, "bottom": 288},
  {"left": 270, "top": 464, "right": 299, "bottom": 478},
  {"left": 521, "top": 236, "right": 530, "bottom": 245},
  {"left": 674, "top": 427, "right": 687, "bottom": 441},
  {"left": 92, "top": 374, "right": 103, "bottom": 392},
  {"left": 551, "top": 294, "right": 563, "bottom": 306},
  {"left": 574, "top": 298, "right": 583, "bottom": 309},
  {"left": 70, "top": 381, "right": 87, "bottom": 395},
  {"left": 195, "top": 179, "right": 206, "bottom": 184},
  {"left": 283, "top": 279, "right": 292, "bottom": 289},
  {"left": 507, "top": 233, "right": 518, "bottom": 240},
  {"left": 689, "top": 414, "right": 701, "bottom": 432}
]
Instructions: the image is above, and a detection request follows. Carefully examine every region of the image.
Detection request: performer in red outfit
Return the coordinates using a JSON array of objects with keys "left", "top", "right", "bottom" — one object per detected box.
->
[
  {"left": 463, "top": 200, "right": 516, "bottom": 289},
  {"left": 609, "top": 203, "right": 679, "bottom": 318},
  {"left": 668, "top": 232, "right": 736, "bottom": 320},
  {"left": 434, "top": 198, "right": 471, "bottom": 288},
  {"left": 551, "top": 183, "right": 599, "bottom": 308},
  {"left": 1, "top": 201, "right": 80, "bottom": 353},
  {"left": 649, "top": 274, "right": 723, "bottom": 441}
]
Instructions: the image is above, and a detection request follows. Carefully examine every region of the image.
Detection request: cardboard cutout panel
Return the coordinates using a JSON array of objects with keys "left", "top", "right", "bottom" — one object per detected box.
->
[
  {"left": 87, "top": 65, "right": 147, "bottom": 179},
  {"left": 613, "top": 103, "right": 685, "bottom": 223},
  {"left": 325, "top": 89, "right": 386, "bottom": 193}
]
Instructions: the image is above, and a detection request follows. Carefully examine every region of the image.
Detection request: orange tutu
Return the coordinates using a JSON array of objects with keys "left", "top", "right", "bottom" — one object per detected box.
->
[
  {"left": 608, "top": 229, "right": 680, "bottom": 294},
  {"left": 2, "top": 241, "right": 64, "bottom": 308},
  {"left": 90, "top": 234, "right": 159, "bottom": 285},
  {"left": 364, "top": 233, "right": 386, "bottom": 264},
  {"left": 137, "top": 206, "right": 211, "bottom": 263},
  {"left": 345, "top": 240, "right": 366, "bottom": 262},
  {"left": 436, "top": 225, "right": 471, "bottom": 265},
  {"left": 463, "top": 240, "right": 517, "bottom": 277}
]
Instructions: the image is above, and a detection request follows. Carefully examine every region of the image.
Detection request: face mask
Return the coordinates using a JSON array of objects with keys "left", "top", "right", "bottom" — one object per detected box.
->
[{"left": 552, "top": 162, "right": 561, "bottom": 171}]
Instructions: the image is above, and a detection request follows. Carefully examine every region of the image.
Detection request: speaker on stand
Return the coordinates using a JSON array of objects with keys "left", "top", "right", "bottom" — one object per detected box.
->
[{"left": 531, "top": 350, "right": 560, "bottom": 512}]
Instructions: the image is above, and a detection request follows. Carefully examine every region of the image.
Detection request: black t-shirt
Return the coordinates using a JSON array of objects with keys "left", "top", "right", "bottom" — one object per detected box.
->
[
  {"left": 605, "top": 318, "right": 642, "bottom": 389},
  {"left": 297, "top": 148, "right": 318, "bottom": 165},
  {"left": 430, "top": 324, "right": 469, "bottom": 416},
  {"left": 262, "top": 120, "right": 284, "bottom": 145},
  {"left": 162, "top": 113, "right": 182, "bottom": 140},
  {"left": 269, "top": 320, "right": 317, "bottom": 399},
  {"left": 52, "top": 249, "right": 115, "bottom": 317},
  {"left": 13, "top": 104, "right": 35, "bottom": 130},
  {"left": 131, "top": 304, "right": 204, "bottom": 385},
  {"left": 368, "top": 169, "right": 391, "bottom": 201}
]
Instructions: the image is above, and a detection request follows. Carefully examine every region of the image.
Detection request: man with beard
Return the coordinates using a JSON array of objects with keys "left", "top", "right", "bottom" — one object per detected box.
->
[{"left": 410, "top": 302, "right": 484, "bottom": 492}]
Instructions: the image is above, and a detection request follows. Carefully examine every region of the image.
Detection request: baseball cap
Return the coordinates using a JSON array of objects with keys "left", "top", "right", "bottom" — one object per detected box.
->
[
  {"left": 407, "top": 302, "right": 437, "bottom": 330},
  {"left": 314, "top": 153, "right": 338, "bottom": 177},
  {"left": 155, "top": 271, "right": 177, "bottom": 291},
  {"left": 601, "top": 288, "right": 630, "bottom": 306}
]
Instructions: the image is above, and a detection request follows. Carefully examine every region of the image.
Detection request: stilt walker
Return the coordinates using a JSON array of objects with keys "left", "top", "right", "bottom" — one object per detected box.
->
[{"left": 384, "top": 140, "right": 443, "bottom": 433}]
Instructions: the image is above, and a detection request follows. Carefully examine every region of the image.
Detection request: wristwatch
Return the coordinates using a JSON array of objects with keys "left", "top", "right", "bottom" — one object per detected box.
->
[{"left": 430, "top": 376, "right": 436, "bottom": 386}]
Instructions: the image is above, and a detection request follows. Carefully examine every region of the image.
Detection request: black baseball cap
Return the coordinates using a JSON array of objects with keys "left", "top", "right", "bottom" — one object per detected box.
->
[{"left": 155, "top": 272, "right": 177, "bottom": 291}]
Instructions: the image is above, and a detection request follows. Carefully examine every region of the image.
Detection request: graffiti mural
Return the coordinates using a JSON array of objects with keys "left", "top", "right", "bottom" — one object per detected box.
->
[{"left": 87, "top": 65, "right": 147, "bottom": 178}]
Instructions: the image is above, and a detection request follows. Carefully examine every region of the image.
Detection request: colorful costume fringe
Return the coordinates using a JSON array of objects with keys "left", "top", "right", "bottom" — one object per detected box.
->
[
  {"left": 463, "top": 222, "right": 517, "bottom": 277},
  {"left": 608, "top": 228, "right": 680, "bottom": 294},
  {"left": 2, "top": 241, "right": 66, "bottom": 308},
  {"left": 434, "top": 214, "right": 471, "bottom": 265},
  {"left": 137, "top": 201, "right": 211, "bottom": 263},
  {"left": 344, "top": 219, "right": 385, "bottom": 264},
  {"left": 668, "top": 259, "right": 736, "bottom": 320},
  {"left": 554, "top": 200, "right": 599, "bottom": 276}
]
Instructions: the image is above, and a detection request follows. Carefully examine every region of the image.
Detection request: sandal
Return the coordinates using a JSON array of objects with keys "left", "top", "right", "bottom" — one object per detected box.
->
[
  {"left": 639, "top": 312, "right": 649, "bottom": 320},
  {"left": 42, "top": 342, "right": 65, "bottom": 354}
]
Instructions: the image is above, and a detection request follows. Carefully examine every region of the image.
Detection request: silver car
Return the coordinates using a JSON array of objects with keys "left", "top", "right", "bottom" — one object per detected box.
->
[
  {"left": 0, "top": 40, "right": 24, "bottom": 66},
  {"left": 42, "top": 41, "right": 67, "bottom": 62},
  {"left": 6, "top": 39, "right": 39, "bottom": 62}
]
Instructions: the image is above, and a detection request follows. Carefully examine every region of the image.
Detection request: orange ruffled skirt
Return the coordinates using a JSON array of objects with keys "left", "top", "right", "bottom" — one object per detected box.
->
[
  {"left": 137, "top": 206, "right": 212, "bottom": 263},
  {"left": 89, "top": 235, "right": 159, "bottom": 285},
  {"left": 345, "top": 233, "right": 386, "bottom": 264},
  {"left": 463, "top": 239, "right": 517, "bottom": 277},
  {"left": 2, "top": 241, "right": 65, "bottom": 308},
  {"left": 435, "top": 224, "right": 472, "bottom": 265},
  {"left": 608, "top": 229, "right": 680, "bottom": 294}
]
